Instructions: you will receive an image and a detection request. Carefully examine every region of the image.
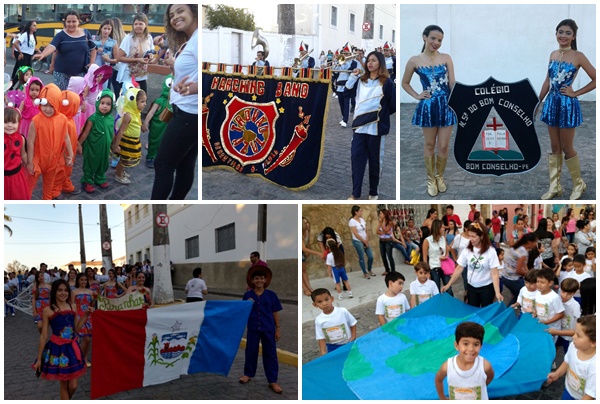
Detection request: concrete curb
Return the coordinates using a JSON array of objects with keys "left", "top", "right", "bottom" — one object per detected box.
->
[{"left": 239, "top": 338, "right": 298, "bottom": 368}]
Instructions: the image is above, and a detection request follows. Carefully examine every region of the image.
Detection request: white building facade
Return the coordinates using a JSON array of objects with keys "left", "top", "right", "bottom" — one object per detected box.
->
[{"left": 123, "top": 204, "right": 298, "bottom": 296}]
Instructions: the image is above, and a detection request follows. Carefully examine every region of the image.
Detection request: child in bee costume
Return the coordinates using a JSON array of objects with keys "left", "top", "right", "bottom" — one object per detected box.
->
[
  {"left": 142, "top": 74, "right": 172, "bottom": 169},
  {"left": 77, "top": 89, "right": 116, "bottom": 193}
]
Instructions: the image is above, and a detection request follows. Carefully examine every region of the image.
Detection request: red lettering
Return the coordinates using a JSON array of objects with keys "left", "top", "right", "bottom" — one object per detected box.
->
[
  {"left": 218, "top": 78, "right": 226, "bottom": 91},
  {"left": 211, "top": 77, "right": 219, "bottom": 90},
  {"left": 300, "top": 83, "right": 309, "bottom": 98},
  {"left": 240, "top": 79, "right": 249, "bottom": 93},
  {"left": 232, "top": 79, "right": 240, "bottom": 93},
  {"left": 257, "top": 81, "right": 265, "bottom": 96},
  {"left": 275, "top": 82, "right": 282, "bottom": 97},
  {"left": 283, "top": 83, "right": 291, "bottom": 97},
  {"left": 291, "top": 83, "right": 300, "bottom": 97}
]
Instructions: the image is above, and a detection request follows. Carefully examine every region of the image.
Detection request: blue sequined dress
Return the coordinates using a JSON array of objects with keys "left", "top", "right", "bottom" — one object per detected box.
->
[
  {"left": 412, "top": 63, "right": 457, "bottom": 127},
  {"left": 33, "top": 310, "right": 86, "bottom": 381},
  {"left": 541, "top": 60, "right": 582, "bottom": 128}
]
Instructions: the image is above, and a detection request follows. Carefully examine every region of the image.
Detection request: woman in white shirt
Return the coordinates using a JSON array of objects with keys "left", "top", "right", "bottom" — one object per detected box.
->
[
  {"left": 151, "top": 5, "right": 199, "bottom": 200},
  {"left": 423, "top": 219, "right": 456, "bottom": 296},
  {"left": 116, "top": 13, "right": 155, "bottom": 94},
  {"left": 348, "top": 205, "right": 375, "bottom": 279},
  {"left": 10, "top": 21, "right": 39, "bottom": 88},
  {"left": 442, "top": 223, "right": 503, "bottom": 307}
]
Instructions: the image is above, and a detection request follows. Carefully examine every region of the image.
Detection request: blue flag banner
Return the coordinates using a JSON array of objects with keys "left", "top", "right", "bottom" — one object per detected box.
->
[
  {"left": 303, "top": 293, "right": 554, "bottom": 400},
  {"left": 202, "top": 69, "right": 330, "bottom": 190}
]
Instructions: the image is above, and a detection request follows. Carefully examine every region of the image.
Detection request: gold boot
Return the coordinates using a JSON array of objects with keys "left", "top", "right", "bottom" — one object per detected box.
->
[
  {"left": 541, "top": 154, "right": 563, "bottom": 200},
  {"left": 424, "top": 156, "right": 438, "bottom": 197},
  {"left": 435, "top": 155, "right": 448, "bottom": 193},
  {"left": 565, "top": 155, "right": 586, "bottom": 200}
]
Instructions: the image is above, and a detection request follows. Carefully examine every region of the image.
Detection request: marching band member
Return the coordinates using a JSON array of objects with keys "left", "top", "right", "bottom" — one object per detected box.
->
[
  {"left": 346, "top": 51, "right": 396, "bottom": 200},
  {"left": 333, "top": 42, "right": 358, "bottom": 127},
  {"left": 251, "top": 50, "right": 270, "bottom": 76},
  {"left": 297, "top": 41, "right": 315, "bottom": 69},
  {"left": 383, "top": 41, "right": 396, "bottom": 83}
]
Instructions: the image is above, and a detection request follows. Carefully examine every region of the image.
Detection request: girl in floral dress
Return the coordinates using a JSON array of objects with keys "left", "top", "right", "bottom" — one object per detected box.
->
[
  {"left": 71, "top": 273, "right": 93, "bottom": 367},
  {"left": 32, "top": 271, "right": 51, "bottom": 334}
]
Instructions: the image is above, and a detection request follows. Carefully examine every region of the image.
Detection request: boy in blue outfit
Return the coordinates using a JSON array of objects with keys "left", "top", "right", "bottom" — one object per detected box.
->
[{"left": 239, "top": 266, "right": 283, "bottom": 394}]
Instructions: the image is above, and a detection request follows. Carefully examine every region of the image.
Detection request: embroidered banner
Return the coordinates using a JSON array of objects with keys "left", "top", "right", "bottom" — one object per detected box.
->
[
  {"left": 97, "top": 291, "right": 145, "bottom": 311},
  {"left": 202, "top": 69, "right": 330, "bottom": 190}
]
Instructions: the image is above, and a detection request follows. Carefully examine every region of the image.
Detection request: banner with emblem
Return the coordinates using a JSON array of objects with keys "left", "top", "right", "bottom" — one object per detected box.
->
[
  {"left": 202, "top": 69, "right": 330, "bottom": 190},
  {"left": 96, "top": 291, "right": 145, "bottom": 311}
]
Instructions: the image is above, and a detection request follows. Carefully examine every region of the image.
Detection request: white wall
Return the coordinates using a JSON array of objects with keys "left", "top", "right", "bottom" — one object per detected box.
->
[
  {"left": 124, "top": 204, "right": 297, "bottom": 265},
  {"left": 400, "top": 4, "right": 596, "bottom": 102}
]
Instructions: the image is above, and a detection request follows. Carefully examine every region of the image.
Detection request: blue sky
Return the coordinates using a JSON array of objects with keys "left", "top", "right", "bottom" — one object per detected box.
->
[{"left": 4, "top": 204, "right": 126, "bottom": 270}]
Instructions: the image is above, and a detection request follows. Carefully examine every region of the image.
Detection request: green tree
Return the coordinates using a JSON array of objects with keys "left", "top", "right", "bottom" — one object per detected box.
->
[{"left": 206, "top": 4, "right": 255, "bottom": 31}]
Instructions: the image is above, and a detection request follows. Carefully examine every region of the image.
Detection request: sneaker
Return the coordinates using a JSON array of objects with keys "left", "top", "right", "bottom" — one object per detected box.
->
[
  {"left": 115, "top": 174, "right": 131, "bottom": 185},
  {"left": 66, "top": 187, "right": 82, "bottom": 195},
  {"left": 368, "top": 195, "right": 378, "bottom": 200},
  {"left": 338, "top": 294, "right": 343, "bottom": 301},
  {"left": 98, "top": 182, "right": 109, "bottom": 189},
  {"left": 11, "top": 313, "right": 14, "bottom": 317},
  {"left": 340, "top": 121, "right": 347, "bottom": 128},
  {"left": 347, "top": 196, "right": 357, "bottom": 200},
  {"left": 339, "top": 120, "right": 344, "bottom": 125},
  {"left": 146, "top": 158, "right": 155, "bottom": 169},
  {"left": 82, "top": 183, "right": 95, "bottom": 193},
  {"left": 348, "top": 291, "right": 353, "bottom": 298},
  {"left": 123, "top": 171, "right": 131, "bottom": 179},
  {"left": 333, "top": 93, "right": 338, "bottom": 99}
]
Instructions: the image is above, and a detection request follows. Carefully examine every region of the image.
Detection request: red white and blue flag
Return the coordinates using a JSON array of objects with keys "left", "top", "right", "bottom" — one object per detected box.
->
[{"left": 91, "top": 300, "right": 252, "bottom": 399}]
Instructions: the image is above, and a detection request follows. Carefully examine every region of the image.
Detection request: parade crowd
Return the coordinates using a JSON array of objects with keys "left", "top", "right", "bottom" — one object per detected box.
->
[
  {"left": 5, "top": 5, "right": 199, "bottom": 200},
  {"left": 304, "top": 204, "right": 596, "bottom": 399}
]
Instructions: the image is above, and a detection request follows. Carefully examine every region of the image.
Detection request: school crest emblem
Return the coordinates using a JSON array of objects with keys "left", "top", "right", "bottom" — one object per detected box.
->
[
  {"left": 220, "top": 96, "right": 279, "bottom": 165},
  {"left": 449, "top": 77, "right": 541, "bottom": 176}
]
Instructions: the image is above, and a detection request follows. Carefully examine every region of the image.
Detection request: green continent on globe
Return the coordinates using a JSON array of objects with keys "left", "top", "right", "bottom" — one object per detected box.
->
[{"left": 342, "top": 342, "right": 374, "bottom": 381}]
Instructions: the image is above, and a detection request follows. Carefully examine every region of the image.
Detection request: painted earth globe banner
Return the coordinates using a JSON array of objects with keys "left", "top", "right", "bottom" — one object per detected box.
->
[
  {"left": 449, "top": 77, "right": 541, "bottom": 176},
  {"left": 303, "top": 293, "right": 555, "bottom": 400},
  {"left": 202, "top": 70, "right": 330, "bottom": 190}
]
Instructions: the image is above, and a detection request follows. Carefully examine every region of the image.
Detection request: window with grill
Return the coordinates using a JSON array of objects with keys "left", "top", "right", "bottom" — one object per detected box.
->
[
  {"left": 215, "top": 223, "right": 236, "bottom": 253},
  {"left": 185, "top": 236, "right": 199, "bottom": 259}
]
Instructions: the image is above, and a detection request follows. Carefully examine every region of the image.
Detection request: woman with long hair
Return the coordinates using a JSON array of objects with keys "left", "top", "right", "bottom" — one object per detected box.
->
[
  {"left": 348, "top": 205, "right": 375, "bottom": 278},
  {"left": 109, "top": 18, "right": 126, "bottom": 96},
  {"left": 10, "top": 20, "right": 38, "bottom": 88},
  {"left": 345, "top": 50, "right": 395, "bottom": 200},
  {"left": 538, "top": 19, "right": 596, "bottom": 200},
  {"left": 402, "top": 25, "right": 456, "bottom": 197},
  {"left": 535, "top": 218, "right": 557, "bottom": 268},
  {"left": 151, "top": 4, "right": 199, "bottom": 200},
  {"left": 423, "top": 219, "right": 455, "bottom": 295},
  {"left": 116, "top": 13, "right": 155, "bottom": 94},
  {"left": 31, "top": 271, "right": 52, "bottom": 334},
  {"left": 442, "top": 223, "right": 503, "bottom": 307},
  {"left": 377, "top": 209, "right": 396, "bottom": 276},
  {"left": 422, "top": 208, "right": 437, "bottom": 229},
  {"left": 501, "top": 233, "right": 539, "bottom": 306},
  {"left": 92, "top": 19, "right": 117, "bottom": 91}
]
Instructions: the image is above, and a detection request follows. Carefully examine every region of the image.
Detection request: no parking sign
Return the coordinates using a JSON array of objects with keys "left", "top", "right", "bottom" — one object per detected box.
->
[{"left": 156, "top": 212, "right": 170, "bottom": 227}]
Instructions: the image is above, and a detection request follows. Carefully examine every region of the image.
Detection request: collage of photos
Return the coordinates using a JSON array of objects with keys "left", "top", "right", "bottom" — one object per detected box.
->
[{"left": 2, "top": 2, "right": 597, "bottom": 402}]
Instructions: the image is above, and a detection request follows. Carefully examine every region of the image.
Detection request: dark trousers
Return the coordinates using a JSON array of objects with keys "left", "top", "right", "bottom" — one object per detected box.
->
[
  {"left": 111, "top": 69, "right": 122, "bottom": 97},
  {"left": 244, "top": 329, "right": 278, "bottom": 383},
  {"left": 501, "top": 277, "right": 524, "bottom": 306},
  {"left": 186, "top": 297, "right": 203, "bottom": 302},
  {"left": 431, "top": 267, "right": 453, "bottom": 296},
  {"left": 466, "top": 283, "right": 495, "bottom": 307},
  {"left": 337, "top": 91, "right": 350, "bottom": 123},
  {"left": 379, "top": 240, "right": 395, "bottom": 272},
  {"left": 151, "top": 106, "right": 198, "bottom": 200},
  {"left": 351, "top": 133, "right": 382, "bottom": 198}
]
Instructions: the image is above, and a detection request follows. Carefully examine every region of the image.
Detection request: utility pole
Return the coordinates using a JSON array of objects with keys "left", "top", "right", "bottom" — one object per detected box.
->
[
  {"left": 152, "top": 204, "right": 173, "bottom": 304},
  {"left": 257, "top": 204, "right": 267, "bottom": 261},
  {"left": 99, "top": 205, "right": 113, "bottom": 270},
  {"left": 79, "top": 204, "right": 86, "bottom": 272}
]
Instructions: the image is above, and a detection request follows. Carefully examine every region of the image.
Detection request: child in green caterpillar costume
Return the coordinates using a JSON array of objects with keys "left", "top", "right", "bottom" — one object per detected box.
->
[
  {"left": 142, "top": 74, "right": 173, "bottom": 169},
  {"left": 77, "top": 89, "right": 115, "bottom": 193}
]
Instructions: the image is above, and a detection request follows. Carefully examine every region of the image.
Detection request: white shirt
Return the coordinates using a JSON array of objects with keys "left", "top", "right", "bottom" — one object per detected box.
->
[
  {"left": 185, "top": 278, "right": 207, "bottom": 299},
  {"left": 426, "top": 235, "right": 447, "bottom": 268},
  {"left": 534, "top": 290, "right": 564, "bottom": 330},
  {"left": 375, "top": 292, "right": 409, "bottom": 322},
  {"left": 452, "top": 235, "right": 471, "bottom": 259},
  {"left": 516, "top": 286, "right": 536, "bottom": 313},
  {"left": 315, "top": 306, "right": 357, "bottom": 346},
  {"left": 117, "top": 34, "right": 154, "bottom": 83},
  {"left": 457, "top": 247, "right": 500, "bottom": 288},
  {"left": 170, "top": 29, "right": 198, "bottom": 114},
  {"left": 566, "top": 271, "right": 592, "bottom": 297},
  {"left": 16, "top": 31, "right": 36, "bottom": 55},
  {"left": 349, "top": 217, "right": 368, "bottom": 241},
  {"left": 446, "top": 355, "right": 489, "bottom": 400},
  {"left": 564, "top": 342, "right": 596, "bottom": 399},
  {"left": 561, "top": 298, "right": 581, "bottom": 342},
  {"left": 409, "top": 279, "right": 439, "bottom": 306}
]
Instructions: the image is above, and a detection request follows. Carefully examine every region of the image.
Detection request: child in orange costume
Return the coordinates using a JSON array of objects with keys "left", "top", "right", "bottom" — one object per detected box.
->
[
  {"left": 54, "top": 90, "right": 81, "bottom": 196},
  {"left": 26, "top": 83, "right": 74, "bottom": 200}
]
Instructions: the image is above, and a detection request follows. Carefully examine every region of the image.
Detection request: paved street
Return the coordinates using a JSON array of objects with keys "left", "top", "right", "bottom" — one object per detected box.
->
[
  {"left": 5, "top": 58, "right": 198, "bottom": 200},
  {"left": 203, "top": 92, "right": 397, "bottom": 200},
  {"left": 400, "top": 101, "right": 596, "bottom": 200},
  {"left": 301, "top": 260, "right": 566, "bottom": 400},
  {"left": 4, "top": 288, "right": 297, "bottom": 400}
]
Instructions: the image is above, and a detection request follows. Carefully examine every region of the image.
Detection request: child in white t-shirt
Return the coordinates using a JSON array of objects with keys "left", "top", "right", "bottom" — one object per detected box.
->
[
  {"left": 326, "top": 238, "right": 353, "bottom": 300},
  {"left": 184, "top": 267, "right": 207, "bottom": 302},
  {"left": 409, "top": 262, "right": 439, "bottom": 308},
  {"left": 435, "top": 321, "right": 495, "bottom": 400},
  {"left": 376, "top": 272, "right": 409, "bottom": 325},
  {"left": 556, "top": 258, "right": 574, "bottom": 290},
  {"left": 569, "top": 255, "right": 592, "bottom": 302},
  {"left": 584, "top": 247, "right": 595, "bottom": 277},
  {"left": 548, "top": 278, "right": 581, "bottom": 356},
  {"left": 533, "top": 268, "right": 565, "bottom": 342},
  {"left": 511, "top": 269, "right": 537, "bottom": 315},
  {"left": 312, "top": 288, "right": 357, "bottom": 355},
  {"left": 546, "top": 315, "right": 596, "bottom": 400}
]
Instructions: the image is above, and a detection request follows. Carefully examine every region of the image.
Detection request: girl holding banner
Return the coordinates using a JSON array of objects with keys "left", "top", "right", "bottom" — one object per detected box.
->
[
  {"left": 346, "top": 51, "right": 396, "bottom": 200},
  {"left": 401, "top": 25, "right": 456, "bottom": 197},
  {"left": 126, "top": 272, "right": 152, "bottom": 308},
  {"left": 538, "top": 19, "right": 596, "bottom": 200}
]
